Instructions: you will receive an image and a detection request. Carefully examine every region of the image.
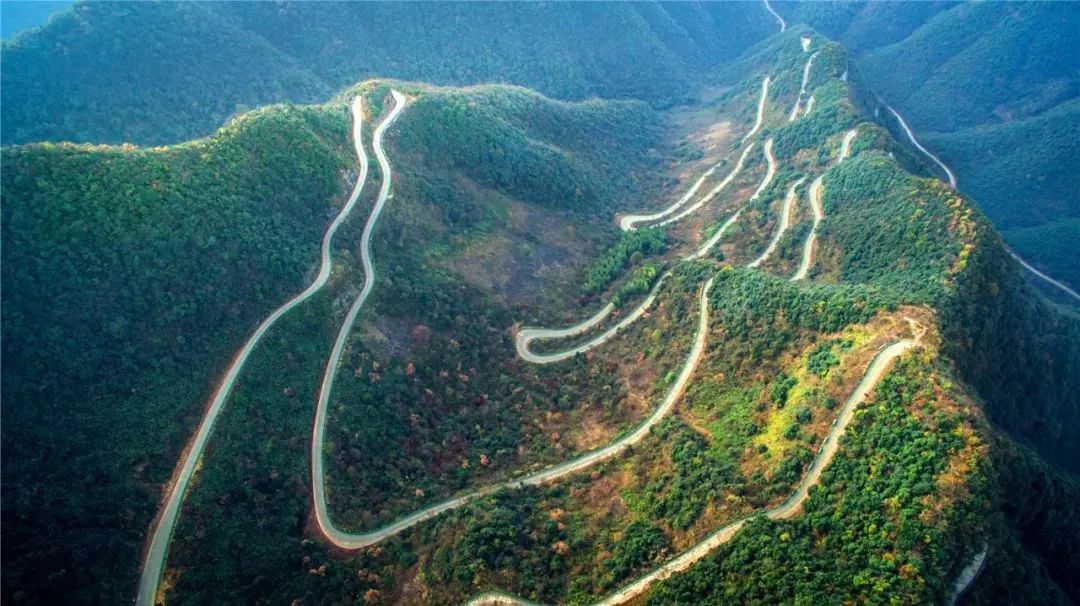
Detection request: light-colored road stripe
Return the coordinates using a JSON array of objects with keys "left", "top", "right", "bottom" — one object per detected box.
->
[{"left": 136, "top": 96, "right": 376, "bottom": 606}]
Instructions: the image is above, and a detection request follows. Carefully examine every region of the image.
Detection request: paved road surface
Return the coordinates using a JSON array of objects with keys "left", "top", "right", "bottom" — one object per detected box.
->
[
  {"left": 467, "top": 339, "right": 918, "bottom": 606},
  {"left": 311, "top": 90, "right": 409, "bottom": 548},
  {"left": 791, "top": 128, "right": 857, "bottom": 281},
  {"left": 763, "top": 0, "right": 786, "bottom": 32},
  {"left": 313, "top": 275, "right": 715, "bottom": 549},
  {"left": 136, "top": 96, "right": 376, "bottom": 606},
  {"left": 887, "top": 105, "right": 957, "bottom": 188},
  {"left": 689, "top": 138, "right": 775, "bottom": 260},
  {"left": 749, "top": 176, "right": 806, "bottom": 268}
]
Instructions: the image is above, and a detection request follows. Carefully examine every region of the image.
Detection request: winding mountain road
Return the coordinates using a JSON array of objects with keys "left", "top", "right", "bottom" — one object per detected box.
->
[
  {"left": 467, "top": 338, "right": 919, "bottom": 606},
  {"left": 791, "top": 128, "right": 857, "bottom": 281},
  {"left": 620, "top": 162, "right": 726, "bottom": 231},
  {"left": 136, "top": 96, "right": 375, "bottom": 606},
  {"left": 742, "top": 76, "right": 772, "bottom": 144},
  {"left": 620, "top": 75, "right": 769, "bottom": 231},
  {"left": 657, "top": 143, "right": 755, "bottom": 228},
  {"left": 886, "top": 105, "right": 957, "bottom": 188},
  {"left": 312, "top": 90, "right": 409, "bottom": 548},
  {"left": 762, "top": 0, "right": 786, "bottom": 33},
  {"left": 1008, "top": 249, "right": 1080, "bottom": 303},
  {"left": 689, "top": 138, "right": 776, "bottom": 260},
  {"left": 749, "top": 176, "right": 806, "bottom": 268},
  {"left": 312, "top": 275, "right": 715, "bottom": 549},
  {"left": 948, "top": 547, "right": 988, "bottom": 606},
  {"left": 515, "top": 273, "right": 668, "bottom": 364},
  {"left": 889, "top": 105, "right": 1079, "bottom": 303}
]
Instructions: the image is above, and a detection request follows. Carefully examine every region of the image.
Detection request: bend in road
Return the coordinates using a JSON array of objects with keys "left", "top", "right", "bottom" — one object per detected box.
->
[
  {"left": 316, "top": 275, "right": 715, "bottom": 549},
  {"left": 789, "top": 52, "right": 819, "bottom": 123},
  {"left": 748, "top": 176, "right": 806, "bottom": 268},
  {"left": 657, "top": 143, "right": 756, "bottom": 228},
  {"left": 516, "top": 273, "right": 668, "bottom": 364},
  {"left": 620, "top": 159, "right": 726, "bottom": 231},
  {"left": 886, "top": 105, "right": 957, "bottom": 188},
  {"left": 312, "top": 90, "right": 409, "bottom": 547},
  {"left": 1008, "top": 249, "right": 1080, "bottom": 304},
  {"left": 790, "top": 128, "right": 857, "bottom": 281},
  {"left": 136, "top": 96, "right": 374, "bottom": 606},
  {"left": 888, "top": 107, "right": 1078, "bottom": 303},
  {"left": 762, "top": 0, "right": 786, "bottom": 32},
  {"left": 948, "top": 546, "right": 988, "bottom": 606},
  {"left": 466, "top": 339, "right": 918, "bottom": 606}
]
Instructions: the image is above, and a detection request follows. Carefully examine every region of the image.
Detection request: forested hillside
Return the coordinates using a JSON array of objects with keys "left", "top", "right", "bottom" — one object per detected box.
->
[
  {"left": 1, "top": 8, "right": 1078, "bottom": 606},
  {"left": 0, "top": 1, "right": 773, "bottom": 145},
  {"left": 0, "top": 83, "right": 660, "bottom": 604},
  {"left": 779, "top": 0, "right": 1080, "bottom": 295}
]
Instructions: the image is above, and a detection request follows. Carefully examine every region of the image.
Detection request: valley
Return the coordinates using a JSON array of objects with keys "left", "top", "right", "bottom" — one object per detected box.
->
[{"left": 1, "top": 4, "right": 1078, "bottom": 606}]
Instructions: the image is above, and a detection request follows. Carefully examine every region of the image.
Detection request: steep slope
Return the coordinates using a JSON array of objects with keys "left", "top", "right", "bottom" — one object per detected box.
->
[
  {"left": 0, "top": 84, "right": 660, "bottom": 605},
  {"left": 3, "top": 19, "right": 1078, "bottom": 606},
  {"left": 771, "top": 0, "right": 1080, "bottom": 305},
  {"left": 0, "top": 1, "right": 774, "bottom": 146}
]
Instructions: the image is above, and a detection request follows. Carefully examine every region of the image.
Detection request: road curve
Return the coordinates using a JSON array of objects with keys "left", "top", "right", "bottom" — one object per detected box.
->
[
  {"left": 466, "top": 339, "right": 918, "bottom": 606},
  {"left": 136, "top": 97, "right": 375, "bottom": 606},
  {"left": 689, "top": 138, "right": 776, "bottom": 261},
  {"left": 791, "top": 174, "right": 824, "bottom": 281},
  {"left": 886, "top": 105, "right": 957, "bottom": 188},
  {"left": 619, "top": 161, "right": 727, "bottom": 231},
  {"left": 748, "top": 176, "right": 806, "bottom": 268},
  {"left": 619, "top": 73, "right": 768, "bottom": 231},
  {"left": 742, "top": 76, "right": 772, "bottom": 144},
  {"left": 516, "top": 273, "right": 668, "bottom": 364},
  {"left": 312, "top": 90, "right": 409, "bottom": 548},
  {"left": 888, "top": 105, "right": 1078, "bottom": 303},
  {"left": 1008, "top": 249, "right": 1080, "bottom": 303},
  {"left": 520, "top": 77, "right": 769, "bottom": 370},
  {"left": 789, "top": 52, "right": 820, "bottom": 122},
  {"left": 948, "top": 547, "right": 988, "bottom": 606},
  {"left": 762, "top": 0, "right": 786, "bottom": 32},
  {"left": 791, "top": 128, "right": 857, "bottom": 281},
  {"left": 312, "top": 275, "right": 715, "bottom": 549}
]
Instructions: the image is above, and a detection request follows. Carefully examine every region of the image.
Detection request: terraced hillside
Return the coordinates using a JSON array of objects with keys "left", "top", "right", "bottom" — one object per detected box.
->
[{"left": 2, "top": 19, "right": 1078, "bottom": 606}]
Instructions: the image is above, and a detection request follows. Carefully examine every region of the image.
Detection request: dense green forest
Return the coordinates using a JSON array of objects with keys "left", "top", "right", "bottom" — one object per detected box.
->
[
  {"left": 2, "top": 10, "right": 1079, "bottom": 606},
  {"left": 0, "top": 1, "right": 774, "bottom": 145},
  {"left": 0, "top": 79, "right": 664, "bottom": 604},
  {"left": 0, "top": 104, "right": 352, "bottom": 604}
]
